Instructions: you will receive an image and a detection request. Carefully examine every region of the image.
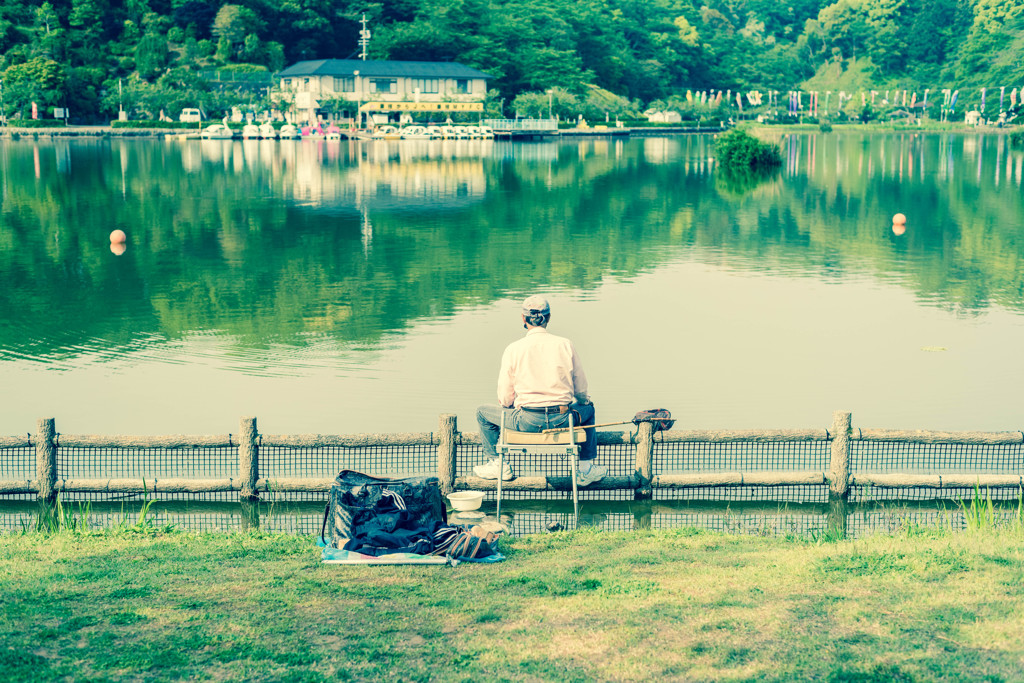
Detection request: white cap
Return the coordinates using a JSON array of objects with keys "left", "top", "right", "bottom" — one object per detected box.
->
[{"left": 521, "top": 295, "right": 550, "bottom": 315}]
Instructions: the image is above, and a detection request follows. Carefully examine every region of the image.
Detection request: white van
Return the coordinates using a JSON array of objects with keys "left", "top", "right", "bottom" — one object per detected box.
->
[{"left": 179, "top": 108, "right": 202, "bottom": 123}]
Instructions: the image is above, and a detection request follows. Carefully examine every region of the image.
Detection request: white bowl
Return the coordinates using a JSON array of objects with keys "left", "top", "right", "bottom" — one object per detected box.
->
[{"left": 447, "top": 491, "right": 484, "bottom": 511}]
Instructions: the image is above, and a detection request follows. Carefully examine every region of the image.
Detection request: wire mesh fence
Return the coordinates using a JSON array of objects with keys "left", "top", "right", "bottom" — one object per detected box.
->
[
  {"left": 843, "top": 506, "right": 1023, "bottom": 535},
  {"left": 650, "top": 510, "right": 829, "bottom": 537},
  {"left": 8, "top": 503, "right": 984, "bottom": 540},
  {"left": 4, "top": 419, "right": 1024, "bottom": 517},
  {"left": 653, "top": 485, "right": 829, "bottom": 504},
  {"left": 455, "top": 442, "right": 485, "bottom": 478},
  {"left": 56, "top": 490, "right": 242, "bottom": 502},
  {"left": 849, "top": 485, "right": 1023, "bottom": 503},
  {"left": 851, "top": 440, "right": 1024, "bottom": 474},
  {"left": 261, "top": 443, "right": 437, "bottom": 479},
  {"left": 60, "top": 445, "right": 238, "bottom": 479},
  {"left": 0, "top": 444, "right": 34, "bottom": 480},
  {"left": 654, "top": 439, "right": 831, "bottom": 473}
]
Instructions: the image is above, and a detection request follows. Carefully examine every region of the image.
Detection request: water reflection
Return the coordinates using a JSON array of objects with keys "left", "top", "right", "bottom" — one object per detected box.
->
[{"left": 2, "top": 133, "right": 1024, "bottom": 433}]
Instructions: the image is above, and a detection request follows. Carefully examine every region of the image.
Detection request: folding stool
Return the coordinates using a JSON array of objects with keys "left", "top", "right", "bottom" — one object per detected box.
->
[{"left": 495, "top": 411, "right": 587, "bottom": 521}]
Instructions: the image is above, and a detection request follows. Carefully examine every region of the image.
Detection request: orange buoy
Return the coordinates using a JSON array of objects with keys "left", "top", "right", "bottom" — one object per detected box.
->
[
  {"left": 892, "top": 213, "right": 907, "bottom": 225},
  {"left": 110, "top": 229, "right": 127, "bottom": 243}
]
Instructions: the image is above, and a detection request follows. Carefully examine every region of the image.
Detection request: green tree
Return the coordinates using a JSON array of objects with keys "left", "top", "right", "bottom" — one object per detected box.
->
[
  {"left": 579, "top": 84, "right": 640, "bottom": 121},
  {"left": 68, "top": 0, "right": 107, "bottom": 49},
  {"left": 212, "top": 4, "right": 263, "bottom": 60},
  {"left": 816, "top": 0, "right": 871, "bottom": 60},
  {"left": 2, "top": 56, "right": 66, "bottom": 117},
  {"left": 65, "top": 65, "right": 105, "bottom": 120},
  {"left": 135, "top": 29, "right": 167, "bottom": 80},
  {"left": 861, "top": 0, "right": 907, "bottom": 74},
  {"left": 512, "top": 87, "right": 579, "bottom": 119},
  {"left": 32, "top": 2, "right": 65, "bottom": 60},
  {"left": 263, "top": 40, "right": 285, "bottom": 71},
  {"left": 215, "top": 35, "right": 232, "bottom": 63}
]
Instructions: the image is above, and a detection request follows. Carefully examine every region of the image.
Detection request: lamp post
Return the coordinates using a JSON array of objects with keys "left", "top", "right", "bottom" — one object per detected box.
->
[{"left": 354, "top": 69, "right": 360, "bottom": 129}]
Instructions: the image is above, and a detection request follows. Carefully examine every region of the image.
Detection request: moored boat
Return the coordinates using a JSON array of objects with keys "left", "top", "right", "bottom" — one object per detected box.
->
[
  {"left": 399, "top": 125, "right": 431, "bottom": 139},
  {"left": 278, "top": 123, "right": 301, "bottom": 139},
  {"left": 200, "top": 123, "right": 234, "bottom": 139},
  {"left": 372, "top": 125, "right": 400, "bottom": 139},
  {"left": 259, "top": 122, "right": 277, "bottom": 139}
]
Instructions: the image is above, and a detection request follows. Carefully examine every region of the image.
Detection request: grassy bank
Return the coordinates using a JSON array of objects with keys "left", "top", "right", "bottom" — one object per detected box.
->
[{"left": 3, "top": 526, "right": 1024, "bottom": 682}]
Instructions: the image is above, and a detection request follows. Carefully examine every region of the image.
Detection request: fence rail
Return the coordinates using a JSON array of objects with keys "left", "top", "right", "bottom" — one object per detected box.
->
[
  {"left": 483, "top": 118, "right": 558, "bottom": 133},
  {"left": 198, "top": 70, "right": 274, "bottom": 84},
  {"left": 2, "top": 412, "right": 1023, "bottom": 503}
]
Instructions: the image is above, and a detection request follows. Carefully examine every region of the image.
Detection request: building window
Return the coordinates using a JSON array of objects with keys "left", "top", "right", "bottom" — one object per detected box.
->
[
  {"left": 333, "top": 77, "right": 355, "bottom": 92},
  {"left": 370, "top": 79, "right": 397, "bottom": 94},
  {"left": 411, "top": 78, "right": 439, "bottom": 94},
  {"left": 455, "top": 79, "right": 471, "bottom": 94},
  {"left": 283, "top": 78, "right": 292, "bottom": 87}
]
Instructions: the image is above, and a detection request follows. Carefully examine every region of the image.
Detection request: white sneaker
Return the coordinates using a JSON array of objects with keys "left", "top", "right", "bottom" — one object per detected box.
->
[
  {"left": 577, "top": 463, "right": 607, "bottom": 487},
  {"left": 473, "top": 458, "right": 514, "bottom": 481}
]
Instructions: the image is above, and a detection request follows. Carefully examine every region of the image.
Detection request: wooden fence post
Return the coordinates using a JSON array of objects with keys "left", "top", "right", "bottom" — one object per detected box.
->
[
  {"left": 827, "top": 496, "right": 849, "bottom": 540},
  {"left": 634, "top": 421, "right": 655, "bottom": 500},
  {"left": 35, "top": 417, "right": 57, "bottom": 503},
  {"left": 829, "top": 410, "right": 852, "bottom": 500},
  {"left": 239, "top": 416, "right": 259, "bottom": 501},
  {"left": 437, "top": 414, "right": 457, "bottom": 495},
  {"left": 633, "top": 501, "right": 653, "bottom": 530},
  {"left": 239, "top": 499, "right": 260, "bottom": 531}
]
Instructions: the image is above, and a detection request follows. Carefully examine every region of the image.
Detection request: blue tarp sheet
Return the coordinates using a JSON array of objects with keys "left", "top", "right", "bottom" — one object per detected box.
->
[{"left": 319, "top": 541, "right": 505, "bottom": 566}]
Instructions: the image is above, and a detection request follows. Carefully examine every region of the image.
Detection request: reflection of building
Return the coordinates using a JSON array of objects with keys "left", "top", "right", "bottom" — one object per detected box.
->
[
  {"left": 277, "top": 60, "right": 491, "bottom": 125},
  {"left": 185, "top": 138, "right": 491, "bottom": 212},
  {"left": 291, "top": 142, "right": 489, "bottom": 212}
]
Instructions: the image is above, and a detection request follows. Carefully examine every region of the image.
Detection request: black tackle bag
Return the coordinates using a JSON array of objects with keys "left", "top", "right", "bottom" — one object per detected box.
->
[{"left": 320, "top": 470, "right": 448, "bottom": 555}]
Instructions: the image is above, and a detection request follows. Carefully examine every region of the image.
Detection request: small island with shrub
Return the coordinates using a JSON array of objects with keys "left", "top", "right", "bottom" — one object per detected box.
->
[{"left": 714, "top": 128, "right": 783, "bottom": 172}]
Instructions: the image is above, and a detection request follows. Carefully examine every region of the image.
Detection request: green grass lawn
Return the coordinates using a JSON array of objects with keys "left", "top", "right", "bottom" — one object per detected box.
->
[{"left": 2, "top": 524, "right": 1024, "bottom": 682}]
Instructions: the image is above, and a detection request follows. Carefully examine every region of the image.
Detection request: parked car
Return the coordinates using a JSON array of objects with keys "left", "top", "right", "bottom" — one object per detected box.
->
[{"left": 179, "top": 108, "right": 202, "bottom": 123}]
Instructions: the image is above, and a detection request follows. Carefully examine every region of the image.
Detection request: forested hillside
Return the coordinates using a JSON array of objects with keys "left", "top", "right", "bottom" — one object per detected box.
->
[{"left": 0, "top": 0, "right": 1022, "bottom": 123}]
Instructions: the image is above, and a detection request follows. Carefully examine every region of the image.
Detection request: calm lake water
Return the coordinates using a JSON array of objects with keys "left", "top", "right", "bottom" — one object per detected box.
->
[{"left": 2, "top": 132, "right": 1023, "bottom": 437}]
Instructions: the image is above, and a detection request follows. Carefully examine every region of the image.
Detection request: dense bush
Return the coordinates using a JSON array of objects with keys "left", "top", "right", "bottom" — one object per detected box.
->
[
  {"left": 5, "top": 119, "right": 66, "bottom": 128},
  {"left": 714, "top": 128, "right": 782, "bottom": 170},
  {"left": 1010, "top": 131, "right": 1024, "bottom": 148},
  {"left": 714, "top": 128, "right": 783, "bottom": 195},
  {"left": 111, "top": 120, "right": 197, "bottom": 128}
]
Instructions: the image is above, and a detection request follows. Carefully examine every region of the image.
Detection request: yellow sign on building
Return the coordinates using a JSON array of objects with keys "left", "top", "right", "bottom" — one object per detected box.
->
[{"left": 359, "top": 101, "right": 484, "bottom": 112}]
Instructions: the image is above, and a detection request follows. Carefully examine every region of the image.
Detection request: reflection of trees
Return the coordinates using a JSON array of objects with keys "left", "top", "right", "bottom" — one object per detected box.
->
[
  {"left": 0, "top": 138, "right": 678, "bottom": 358},
  {"left": 1, "top": 134, "right": 1023, "bottom": 362},
  {"left": 701, "top": 132, "right": 1024, "bottom": 314},
  {"left": 715, "top": 165, "right": 781, "bottom": 195}
]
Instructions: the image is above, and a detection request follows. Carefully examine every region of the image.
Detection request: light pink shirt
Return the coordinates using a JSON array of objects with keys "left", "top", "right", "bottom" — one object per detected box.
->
[{"left": 497, "top": 327, "right": 589, "bottom": 408}]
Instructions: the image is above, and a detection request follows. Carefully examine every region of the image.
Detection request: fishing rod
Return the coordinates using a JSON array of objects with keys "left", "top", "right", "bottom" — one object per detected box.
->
[{"left": 541, "top": 409, "right": 674, "bottom": 434}]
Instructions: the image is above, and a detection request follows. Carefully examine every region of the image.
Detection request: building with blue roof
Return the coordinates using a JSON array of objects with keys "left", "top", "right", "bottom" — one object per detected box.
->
[{"left": 277, "top": 59, "right": 492, "bottom": 125}]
